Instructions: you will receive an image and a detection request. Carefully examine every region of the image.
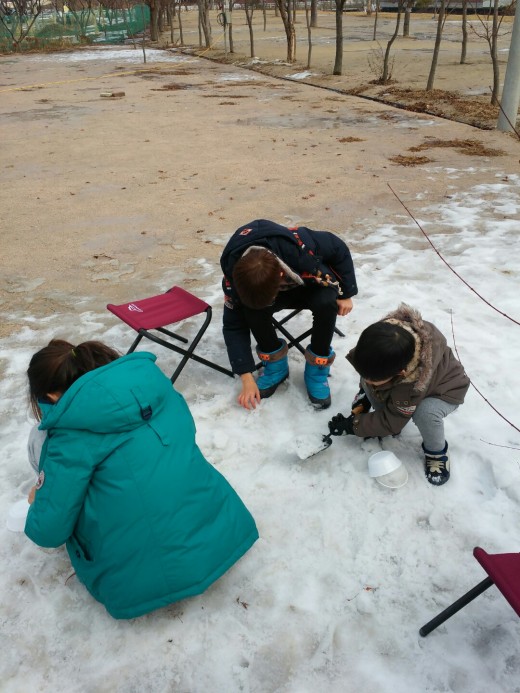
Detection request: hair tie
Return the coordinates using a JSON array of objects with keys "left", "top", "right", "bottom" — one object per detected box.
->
[{"left": 71, "top": 349, "right": 76, "bottom": 357}]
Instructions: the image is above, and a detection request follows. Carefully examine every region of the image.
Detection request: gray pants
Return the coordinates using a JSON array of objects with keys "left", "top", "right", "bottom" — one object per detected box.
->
[
  {"left": 28, "top": 425, "right": 47, "bottom": 474},
  {"left": 365, "top": 394, "right": 458, "bottom": 452}
]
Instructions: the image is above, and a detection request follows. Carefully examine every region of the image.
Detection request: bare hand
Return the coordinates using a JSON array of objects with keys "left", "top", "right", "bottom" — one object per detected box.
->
[
  {"left": 337, "top": 298, "right": 353, "bottom": 317},
  {"left": 28, "top": 486, "right": 36, "bottom": 505},
  {"left": 238, "top": 373, "right": 261, "bottom": 410}
]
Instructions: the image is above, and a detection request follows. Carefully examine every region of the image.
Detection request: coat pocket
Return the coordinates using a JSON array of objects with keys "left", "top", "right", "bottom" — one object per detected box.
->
[{"left": 68, "top": 534, "right": 93, "bottom": 563}]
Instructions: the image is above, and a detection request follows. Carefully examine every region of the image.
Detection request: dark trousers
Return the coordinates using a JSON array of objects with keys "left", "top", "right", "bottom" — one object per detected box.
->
[{"left": 242, "top": 286, "right": 339, "bottom": 357}]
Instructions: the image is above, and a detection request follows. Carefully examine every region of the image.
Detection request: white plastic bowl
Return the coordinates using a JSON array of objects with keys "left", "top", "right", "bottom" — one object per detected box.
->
[
  {"left": 6, "top": 499, "right": 30, "bottom": 532},
  {"left": 368, "top": 451, "right": 408, "bottom": 488}
]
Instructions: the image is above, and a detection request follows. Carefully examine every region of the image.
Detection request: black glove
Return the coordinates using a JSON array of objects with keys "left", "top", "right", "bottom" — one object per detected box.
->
[
  {"left": 328, "top": 413, "right": 355, "bottom": 436},
  {"left": 351, "top": 387, "right": 371, "bottom": 415}
]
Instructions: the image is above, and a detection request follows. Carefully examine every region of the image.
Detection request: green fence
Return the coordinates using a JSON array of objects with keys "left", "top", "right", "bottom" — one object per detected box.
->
[{"left": 0, "top": 5, "right": 150, "bottom": 52}]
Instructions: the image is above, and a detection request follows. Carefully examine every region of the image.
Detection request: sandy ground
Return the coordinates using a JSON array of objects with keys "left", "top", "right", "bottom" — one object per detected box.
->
[{"left": 1, "top": 10, "right": 519, "bottom": 353}]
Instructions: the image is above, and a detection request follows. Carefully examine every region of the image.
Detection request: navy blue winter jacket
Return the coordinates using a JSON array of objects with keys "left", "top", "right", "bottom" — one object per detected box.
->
[{"left": 220, "top": 219, "right": 357, "bottom": 374}]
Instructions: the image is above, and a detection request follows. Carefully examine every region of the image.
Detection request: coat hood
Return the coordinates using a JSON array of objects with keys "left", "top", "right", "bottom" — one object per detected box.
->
[
  {"left": 382, "top": 303, "right": 435, "bottom": 392},
  {"left": 39, "top": 352, "right": 169, "bottom": 434},
  {"left": 220, "top": 219, "right": 340, "bottom": 289}
]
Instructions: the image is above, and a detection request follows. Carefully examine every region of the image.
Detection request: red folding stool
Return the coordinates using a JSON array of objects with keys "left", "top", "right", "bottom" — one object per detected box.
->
[
  {"left": 419, "top": 547, "right": 520, "bottom": 637},
  {"left": 107, "top": 286, "right": 234, "bottom": 384}
]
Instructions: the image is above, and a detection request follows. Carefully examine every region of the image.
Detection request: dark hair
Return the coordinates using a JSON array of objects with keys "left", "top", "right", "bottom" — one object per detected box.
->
[
  {"left": 28, "top": 339, "right": 120, "bottom": 421},
  {"left": 351, "top": 322, "right": 416, "bottom": 381},
  {"left": 232, "top": 248, "right": 282, "bottom": 310}
]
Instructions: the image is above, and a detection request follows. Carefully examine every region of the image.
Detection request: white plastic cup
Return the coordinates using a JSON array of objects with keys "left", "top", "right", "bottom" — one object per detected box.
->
[
  {"left": 368, "top": 451, "right": 408, "bottom": 488},
  {"left": 6, "top": 499, "right": 30, "bottom": 532}
]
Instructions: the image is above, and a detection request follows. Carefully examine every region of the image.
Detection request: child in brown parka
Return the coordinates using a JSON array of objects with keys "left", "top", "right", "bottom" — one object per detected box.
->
[{"left": 328, "top": 304, "right": 470, "bottom": 485}]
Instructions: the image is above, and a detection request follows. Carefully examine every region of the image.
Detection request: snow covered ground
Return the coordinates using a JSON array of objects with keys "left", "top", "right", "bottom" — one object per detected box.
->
[{"left": 1, "top": 171, "right": 519, "bottom": 692}]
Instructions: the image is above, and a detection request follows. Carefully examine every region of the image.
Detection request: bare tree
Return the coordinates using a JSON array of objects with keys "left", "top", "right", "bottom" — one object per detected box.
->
[
  {"left": 145, "top": 0, "right": 160, "bottom": 40},
  {"left": 460, "top": 0, "right": 468, "bottom": 63},
  {"left": 426, "top": 0, "right": 447, "bottom": 91},
  {"left": 198, "top": 0, "right": 211, "bottom": 47},
  {"left": 176, "top": 0, "right": 184, "bottom": 44},
  {"left": 62, "top": 0, "right": 96, "bottom": 42},
  {"left": 310, "top": 0, "right": 318, "bottom": 27},
  {"left": 402, "top": 0, "right": 413, "bottom": 37},
  {"left": 333, "top": 0, "right": 347, "bottom": 75},
  {"left": 228, "top": 0, "right": 234, "bottom": 53},
  {"left": 166, "top": 0, "right": 176, "bottom": 44},
  {"left": 471, "top": 0, "right": 511, "bottom": 104},
  {"left": 381, "top": 0, "right": 403, "bottom": 82},
  {"left": 275, "top": 0, "right": 296, "bottom": 62},
  {"left": 244, "top": 0, "right": 255, "bottom": 56},
  {"left": 304, "top": 0, "right": 313, "bottom": 68},
  {"left": 0, "top": 0, "right": 43, "bottom": 49},
  {"left": 372, "top": 0, "right": 380, "bottom": 41}
]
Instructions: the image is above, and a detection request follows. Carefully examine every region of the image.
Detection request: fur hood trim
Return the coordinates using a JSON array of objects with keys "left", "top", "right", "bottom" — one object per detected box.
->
[
  {"left": 383, "top": 303, "right": 433, "bottom": 392},
  {"left": 241, "top": 245, "right": 304, "bottom": 286}
]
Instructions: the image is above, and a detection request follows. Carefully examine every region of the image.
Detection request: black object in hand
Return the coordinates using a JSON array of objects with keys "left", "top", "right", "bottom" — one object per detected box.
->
[{"left": 328, "top": 413, "right": 355, "bottom": 436}]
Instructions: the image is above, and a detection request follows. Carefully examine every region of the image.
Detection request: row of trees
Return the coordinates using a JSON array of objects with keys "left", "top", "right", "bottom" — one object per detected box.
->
[
  {"left": 200, "top": 0, "right": 514, "bottom": 104},
  {"left": 1, "top": 0, "right": 514, "bottom": 105}
]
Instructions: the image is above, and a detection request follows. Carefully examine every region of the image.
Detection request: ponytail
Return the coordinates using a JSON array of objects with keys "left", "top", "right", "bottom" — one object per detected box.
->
[{"left": 28, "top": 340, "right": 119, "bottom": 420}]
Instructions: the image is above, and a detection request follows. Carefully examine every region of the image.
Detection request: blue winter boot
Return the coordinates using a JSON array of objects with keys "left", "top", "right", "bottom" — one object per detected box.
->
[
  {"left": 304, "top": 346, "right": 336, "bottom": 410},
  {"left": 256, "top": 340, "right": 289, "bottom": 399}
]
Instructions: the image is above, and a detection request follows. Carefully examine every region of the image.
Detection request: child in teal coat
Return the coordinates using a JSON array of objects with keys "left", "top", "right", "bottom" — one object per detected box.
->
[{"left": 25, "top": 339, "right": 258, "bottom": 619}]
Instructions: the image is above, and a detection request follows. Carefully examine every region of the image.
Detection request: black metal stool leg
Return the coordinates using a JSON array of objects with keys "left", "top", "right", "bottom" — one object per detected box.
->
[{"left": 419, "top": 577, "right": 493, "bottom": 637}]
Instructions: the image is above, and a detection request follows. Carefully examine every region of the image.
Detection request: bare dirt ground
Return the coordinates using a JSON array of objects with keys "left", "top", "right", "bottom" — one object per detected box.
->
[{"left": 1, "top": 10, "right": 519, "bottom": 350}]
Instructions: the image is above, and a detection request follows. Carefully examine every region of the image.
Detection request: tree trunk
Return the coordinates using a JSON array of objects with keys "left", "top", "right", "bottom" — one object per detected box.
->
[
  {"left": 310, "top": 0, "right": 318, "bottom": 28},
  {"left": 372, "top": 0, "right": 379, "bottom": 41},
  {"left": 426, "top": 0, "right": 446, "bottom": 91},
  {"left": 305, "top": 0, "right": 312, "bottom": 68},
  {"left": 167, "top": 2, "right": 174, "bottom": 43},
  {"left": 245, "top": 1, "right": 255, "bottom": 57},
  {"left": 333, "top": 0, "right": 346, "bottom": 75},
  {"left": 149, "top": 0, "right": 159, "bottom": 41},
  {"left": 177, "top": 0, "right": 184, "bottom": 44},
  {"left": 198, "top": 0, "right": 211, "bottom": 47},
  {"left": 403, "top": 0, "right": 412, "bottom": 37},
  {"left": 490, "top": 0, "right": 500, "bottom": 104},
  {"left": 228, "top": 3, "right": 234, "bottom": 53},
  {"left": 158, "top": 4, "right": 165, "bottom": 32},
  {"left": 382, "top": 1, "right": 402, "bottom": 82},
  {"left": 276, "top": 0, "right": 296, "bottom": 62},
  {"left": 460, "top": 0, "right": 467, "bottom": 64}
]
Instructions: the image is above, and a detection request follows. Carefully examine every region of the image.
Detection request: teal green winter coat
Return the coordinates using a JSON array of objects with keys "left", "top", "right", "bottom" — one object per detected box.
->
[{"left": 25, "top": 352, "right": 258, "bottom": 619}]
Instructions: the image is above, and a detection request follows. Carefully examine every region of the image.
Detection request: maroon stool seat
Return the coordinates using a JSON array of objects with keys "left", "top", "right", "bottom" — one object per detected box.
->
[
  {"left": 420, "top": 547, "right": 520, "bottom": 637},
  {"left": 107, "top": 286, "right": 233, "bottom": 384}
]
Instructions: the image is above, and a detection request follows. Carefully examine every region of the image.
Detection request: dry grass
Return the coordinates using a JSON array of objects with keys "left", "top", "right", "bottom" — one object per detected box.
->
[
  {"left": 388, "top": 154, "right": 433, "bottom": 166},
  {"left": 409, "top": 138, "right": 506, "bottom": 157},
  {"left": 152, "top": 83, "right": 190, "bottom": 90},
  {"left": 338, "top": 136, "right": 364, "bottom": 143},
  {"left": 373, "top": 86, "right": 501, "bottom": 130}
]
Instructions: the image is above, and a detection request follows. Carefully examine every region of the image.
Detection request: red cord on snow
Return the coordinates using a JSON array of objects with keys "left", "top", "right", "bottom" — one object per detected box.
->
[
  {"left": 450, "top": 311, "right": 520, "bottom": 436},
  {"left": 387, "top": 184, "right": 520, "bottom": 328}
]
